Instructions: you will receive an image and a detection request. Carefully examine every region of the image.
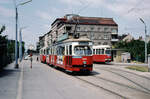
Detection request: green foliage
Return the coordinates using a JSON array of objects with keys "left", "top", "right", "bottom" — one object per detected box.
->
[
  {"left": 0, "top": 25, "right": 8, "bottom": 69},
  {"left": 0, "top": 25, "right": 25, "bottom": 70},
  {"left": 0, "top": 25, "right": 5, "bottom": 34},
  {"left": 114, "top": 40, "right": 150, "bottom": 62}
]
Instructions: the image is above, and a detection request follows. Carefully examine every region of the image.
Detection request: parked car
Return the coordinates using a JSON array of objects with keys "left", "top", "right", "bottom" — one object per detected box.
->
[{"left": 24, "top": 55, "right": 30, "bottom": 60}]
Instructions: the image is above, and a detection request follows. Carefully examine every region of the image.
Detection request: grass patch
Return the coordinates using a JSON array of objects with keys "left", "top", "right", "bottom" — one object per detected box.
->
[{"left": 126, "top": 66, "right": 148, "bottom": 72}]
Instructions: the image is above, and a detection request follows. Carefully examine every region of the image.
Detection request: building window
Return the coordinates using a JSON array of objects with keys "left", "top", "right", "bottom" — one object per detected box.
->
[
  {"left": 84, "top": 27, "right": 87, "bottom": 31},
  {"left": 97, "top": 27, "right": 101, "bottom": 31},
  {"left": 99, "top": 36, "right": 101, "bottom": 39},
  {"left": 95, "top": 35, "right": 99, "bottom": 39},
  {"left": 98, "top": 42, "right": 101, "bottom": 45},
  {"left": 91, "top": 33, "right": 95, "bottom": 39},
  {"left": 104, "top": 35, "right": 108, "bottom": 39},
  {"left": 104, "top": 27, "right": 109, "bottom": 32},
  {"left": 111, "top": 28, "right": 117, "bottom": 34},
  {"left": 91, "top": 27, "right": 94, "bottom": 31},
  {"left": 77, "top": 27, "right": 80, "bottom": 31},
  {"left": 66, "top": 26, "right": 72, "bottom": 32},
  {"left": 103, "top": 42, "right": 108, "bottom": 45}
]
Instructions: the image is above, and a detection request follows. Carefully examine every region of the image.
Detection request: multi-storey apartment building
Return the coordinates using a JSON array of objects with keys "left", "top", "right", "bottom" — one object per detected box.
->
[
  {"left": 50, "top": 14, "right": 118, "bottom": 46},
  {"left": 39, "top": 32, "right": 50, "bottom": 54}
]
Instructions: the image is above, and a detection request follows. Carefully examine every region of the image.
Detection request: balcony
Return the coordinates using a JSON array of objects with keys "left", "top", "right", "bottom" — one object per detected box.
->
[
  {"left": 111, "top": 39, "right": 119, "bottom": 42},
  {"left": 111, "top": 32, "right": 118, "bottom": 35},
  {"left": 57, "top": 33, "right": 69, "bottom": 42}
]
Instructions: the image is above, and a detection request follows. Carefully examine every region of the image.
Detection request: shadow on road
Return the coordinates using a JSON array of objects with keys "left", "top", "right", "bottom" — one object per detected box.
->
[
  {"left": 0, "top": 69, "right": 20, "bottom": 77},
  {"left": 94, "top": 62, "right": 112, "bottom": 65},
  {"left": 47, "top": 65, "right": 100, "bottom": 76}
]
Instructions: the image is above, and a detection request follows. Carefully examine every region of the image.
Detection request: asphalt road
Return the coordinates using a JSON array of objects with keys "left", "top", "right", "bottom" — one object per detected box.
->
[{"left": 0, "top": 57, "right": 150, "bottom": 99}]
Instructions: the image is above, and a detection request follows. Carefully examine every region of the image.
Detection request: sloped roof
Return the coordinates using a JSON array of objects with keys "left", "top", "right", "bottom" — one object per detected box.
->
[{"left": 51, "top": 16, "right": 118, "bottom": 26}]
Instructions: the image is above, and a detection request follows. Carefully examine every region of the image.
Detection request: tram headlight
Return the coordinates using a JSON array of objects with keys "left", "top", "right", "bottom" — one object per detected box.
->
[
  {"left": 83, "top": 61, "right": 87, "bottom": 64},
  {"left": 83, "top": 61, "right": 87, "bottom": 67}
]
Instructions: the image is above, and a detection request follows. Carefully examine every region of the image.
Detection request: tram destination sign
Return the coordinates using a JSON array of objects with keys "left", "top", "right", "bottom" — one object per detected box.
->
[{"left": 79, "top": 42, "right": 89, "bottom": 45}]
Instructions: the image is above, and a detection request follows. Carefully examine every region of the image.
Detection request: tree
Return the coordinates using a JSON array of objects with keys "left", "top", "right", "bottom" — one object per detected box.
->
[
  {"left": 0, "top": 25, "right": 8, "bottom": 69},
  {"left": 114, "top": 39, "right": 147, "bottom": 62},
  {"left": 0, "top": 25, "right": 25, "bottom": 70}
]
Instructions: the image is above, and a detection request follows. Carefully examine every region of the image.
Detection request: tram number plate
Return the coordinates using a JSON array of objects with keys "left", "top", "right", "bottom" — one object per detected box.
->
[{"left": 82, "top": 58, "right": 87, "bottom": 60}]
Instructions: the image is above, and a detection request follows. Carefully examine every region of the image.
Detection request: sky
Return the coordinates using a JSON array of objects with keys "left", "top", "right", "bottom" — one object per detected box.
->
[{"left": 0, "top": 0, "right": 150, "bottom": 50}]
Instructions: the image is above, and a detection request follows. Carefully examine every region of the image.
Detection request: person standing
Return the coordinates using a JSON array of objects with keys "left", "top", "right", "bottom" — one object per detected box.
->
[
  {"left": 30, "top": 53, "right": 33, "bottom": 68},
  {"left": 37, "top": 56, "right": 39, "bottom": 61}
]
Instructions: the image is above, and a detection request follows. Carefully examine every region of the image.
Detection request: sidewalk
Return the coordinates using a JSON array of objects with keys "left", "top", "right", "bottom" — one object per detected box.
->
[{"left": 0, "top": 62, "right": 21, "bottom": 99}]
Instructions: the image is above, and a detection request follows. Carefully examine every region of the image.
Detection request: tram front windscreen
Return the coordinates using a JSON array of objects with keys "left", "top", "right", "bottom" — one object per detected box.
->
[{"left": 74, "top": 46, "right": 92, "bottom": 56}]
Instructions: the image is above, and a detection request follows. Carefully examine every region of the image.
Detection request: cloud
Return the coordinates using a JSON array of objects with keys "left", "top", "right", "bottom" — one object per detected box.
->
[
  {"left": 104, "top": 0, "right": 150, "bottom": 19},
  {"left": 36, "top": 11, "right": 52, "bottom": 20},
  {"left": 0, "top": 0, "right": 11, "bottom": 4},
  {"left": 60, "top": 0, "right": 150, "bottom": 19},
  {"left": 0, "top": 6, "right": 14, "bottom": 17},
  {"left": 59, "top": 0, "right": 82, "bottom": 6},
  {"left": 60, "top": 0, "right": 104, "bottom": 7}
]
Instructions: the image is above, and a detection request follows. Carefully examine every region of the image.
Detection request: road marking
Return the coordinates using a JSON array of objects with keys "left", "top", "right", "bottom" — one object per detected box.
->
[{"left": 16, "top": 63, "right": 23, "bottom": 99}]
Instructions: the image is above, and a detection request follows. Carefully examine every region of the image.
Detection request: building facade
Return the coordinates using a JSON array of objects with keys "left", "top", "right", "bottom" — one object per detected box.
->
[
  {"left": 39, "top": 14, "right": 119, "bottom": 51},
  {"left": 50, "top": 14, "right": 118, "bottom": 46}
]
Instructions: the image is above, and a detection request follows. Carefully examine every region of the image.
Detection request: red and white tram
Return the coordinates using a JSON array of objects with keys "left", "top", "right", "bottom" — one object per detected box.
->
[
  {"left": 93, "top": 45, "right": 111, "bottom": 63},
  {"left": 40, "top": 47, "right": 47, "bottom": 63},
  {"left": 41, "top": 37, "right": 93, "bottom": 72}
]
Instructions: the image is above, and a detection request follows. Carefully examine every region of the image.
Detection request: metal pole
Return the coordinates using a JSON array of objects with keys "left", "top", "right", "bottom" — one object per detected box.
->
[
  {"left": 148, "top": 54, "right": 150, "bottom": 72},
  {"left": 19, "top": 29, "right": 22, "bottom": 62},
  {"left": 145, "top": 24, "right": 147, "bottom": 63},
  {"left": 15, "top": 7, "right": 19, "bottom": 68},
  {"left": 13, "top": 0, "right": 32, "bottom": 68},
  {"left": 140, "top": 18, "right": 147, "bottom": 63}
]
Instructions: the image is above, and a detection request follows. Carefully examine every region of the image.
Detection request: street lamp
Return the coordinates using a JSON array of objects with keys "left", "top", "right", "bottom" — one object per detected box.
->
[
  {"left": 139, "top": 18, "right": 147, "bottom": 63},
  {"left": 19, "top": 27, "right": 27, "bottom": 62},
  {"left": 13, "top": 0, "right": 32, "bottom": 68}
]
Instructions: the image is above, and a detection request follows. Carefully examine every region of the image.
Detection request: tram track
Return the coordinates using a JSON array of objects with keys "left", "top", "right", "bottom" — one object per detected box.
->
[
  {"left": 97, "top": 67, "right": 150, "bottom": 80},
  {"left": 95, "top": 67, "right": 150, "bottom": 93},
  {"left": 74, "top": 76, "right": 128, "bottom": 99},
  {"left": 46, "top": 64, "right": 128, "bottom": 98},
  {"left": 92, "top": 75, "right": 150, "bottom": 94},
  {"left": 45, "top": 63, "right": 150, "bottom": 98}
]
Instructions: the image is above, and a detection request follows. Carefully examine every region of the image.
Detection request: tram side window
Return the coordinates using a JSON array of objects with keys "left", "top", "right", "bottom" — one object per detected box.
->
[
  {"left": 69, "top": 45, "right": 72, "bottom": 55},
  {"left": 98, "top": 49, "right": 101, "bottom": 54},
  {"left": 52, "top": 48, "right": 54, "bottom": 55},
  {"left": 96, "top": 49, "right": 97, "bottom": 54},
  {"left": 44, "top": 49, "right": 46, "bottom": 55},
  {"left": 96, "top": 49, "right": 100, "bottom": 55},
  {"left": 49, "top": 48, "right": 51, "bottom": 54},
  {"left": 93, "top": 49, "right": 95, "bottom": 54},
  {"left": 46, "top": 49, "right": 49, "bottom": 55},
  {"left": 53, "top": 48, "right": 55, "bottom": 55},
  {"left": 66, "top": 46, "right": 68, "bottom": 55},
  {"left": 62, "top": 46, "right": 65, "bottom": 55},
  {"left": 57, "top": 46, "right": 65, "bottom": 55},
  {"left": 100, "top": 49, "right": 102, "bottom": 54},
  {"left": 102, "top": 49, "right": 104, "bottom": 54},
  {"left": 41, "top": 50, "right": 43, "bottom": 54},
  {"left": 56, "top": 47, "right": 59, "bottom": 55},
  {"left": 51, "top": 48, "right": 53, "bottom": 54}
]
